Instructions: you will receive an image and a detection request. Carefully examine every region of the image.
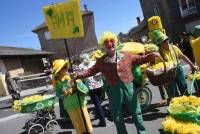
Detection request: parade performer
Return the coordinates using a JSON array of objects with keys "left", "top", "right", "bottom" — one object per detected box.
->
[
  {"left": 147, "top": 16, "right": 166, "bottom": 42},
  {"left": 153, "top": 30, "right": 197, "bottom": 99},
  {"left": 179, "top": 32, "right": 195, "bottom": 63},
  {"left": 52, "top": 59, "right": 93, "bottom": 134},
  {"left": 79, "top": 53, "right": 106, "bottom": 127},
  {"left": 191, "top": 25, "right": 200, "bottom": 68},
  {"left": 147, "top": 16, "right": 170, "bottom": 105},
  {"left": 190, "top": 25, "right": 200, "bottom": 96},
  {"left": 73, "top": 31, "right": 160, "bottom": 134}
]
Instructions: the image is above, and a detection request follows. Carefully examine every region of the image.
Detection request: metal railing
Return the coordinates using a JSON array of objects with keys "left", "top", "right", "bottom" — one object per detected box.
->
[{"left": 14, "top": 73, "right": 51, "bottom": 91}]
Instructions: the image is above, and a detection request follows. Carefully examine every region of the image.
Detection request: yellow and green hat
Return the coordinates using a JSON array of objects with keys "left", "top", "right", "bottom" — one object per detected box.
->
[
  {"left": 152, "top": 30, "right": 168, "bottom": 45},
  {"left": 52, "top": 59, "right": 69, "bottom": 75}
]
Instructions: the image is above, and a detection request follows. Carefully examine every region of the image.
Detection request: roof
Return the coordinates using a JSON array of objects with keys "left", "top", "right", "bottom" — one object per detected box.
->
[
  {"left": 32, "top": 11, "right": 93, "bottom": 33},
  {"left": 0, "top": 46, "right": 55, "bottom": 58},
  {"left": 128, "top": 20, "right": 147, "bottom": 35}
]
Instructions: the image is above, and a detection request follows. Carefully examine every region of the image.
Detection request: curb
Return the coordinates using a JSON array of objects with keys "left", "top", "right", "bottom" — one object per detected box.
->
[{"left": 0, "top": 86, "right": 53, "bottom": 102}]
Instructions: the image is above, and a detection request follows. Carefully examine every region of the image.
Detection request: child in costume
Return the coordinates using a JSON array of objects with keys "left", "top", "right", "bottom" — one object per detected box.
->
[
  {"left": 74, "top": 31, "right": 160, "bottom": 134},
  {"left": 52, "top": 59, "right": 93, "bottom": 134}
]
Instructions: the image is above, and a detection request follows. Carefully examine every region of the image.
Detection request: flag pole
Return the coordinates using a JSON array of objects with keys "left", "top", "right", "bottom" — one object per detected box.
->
[{"left": 64, "top": 39, "right": 90, "bottom": 134}]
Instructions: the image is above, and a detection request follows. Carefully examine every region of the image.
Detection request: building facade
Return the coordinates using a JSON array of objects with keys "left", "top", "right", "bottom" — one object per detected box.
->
[
  {"left": 119, "top": 0, "right": 200, "bottom": 42},
  {"left": 141, "top": 0, "right": 200, "bottom": 40},
  {"left": 32, "top": 11, "right": 98, "bottom": 60},
  {"left": 0, "top": 46, "right": 54, "bottom": 96}
]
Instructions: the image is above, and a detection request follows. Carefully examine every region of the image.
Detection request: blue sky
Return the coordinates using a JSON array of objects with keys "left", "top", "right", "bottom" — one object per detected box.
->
[{"left": 0, "top": 0, "right": 143, "bottom": 50}]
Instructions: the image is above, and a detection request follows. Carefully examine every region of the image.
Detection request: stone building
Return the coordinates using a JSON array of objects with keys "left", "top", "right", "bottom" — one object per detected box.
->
[
  {"left": 32, "top": 11, "right": 98, "bottom": 60},
  {"left": 0, "top": 46, "right": 54, "bottom": 96},
  {"left": 119, "top": 0, "right": 200, "bottom": 42}
]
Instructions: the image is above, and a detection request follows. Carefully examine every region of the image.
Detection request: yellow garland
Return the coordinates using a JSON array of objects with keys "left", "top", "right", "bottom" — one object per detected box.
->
[
  {"left": 12, "top": 95, "right": 44, "bottom": 112},
  {"left": 144, "top": 44, "right": 159, "bottom": 53},
  {"left": 162, "top": 116, "right": 200, "bottom": 134},
  {"left": 89, "top": 49, "right": 105, "bottom": 61},
  {"left": 148, "top": 61, "right": 174, "bottom": 71},
  {"left": 170, "top": 96, "right": 200, "bottom": 107},
  {"left": 168, "top": 96, "right": 200, "bottom": 115}
]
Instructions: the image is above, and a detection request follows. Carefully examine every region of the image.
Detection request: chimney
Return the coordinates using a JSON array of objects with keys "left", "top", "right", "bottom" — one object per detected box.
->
[
  {"left": 84, "top": 4, "right": 88, "bottom": 11},
  {"left": 136, "top": 17, "right": 141, "bottom": 25}
]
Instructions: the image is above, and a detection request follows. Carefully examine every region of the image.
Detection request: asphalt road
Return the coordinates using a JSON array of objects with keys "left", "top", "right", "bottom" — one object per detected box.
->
[{"left": 0, "top": 65, "right": 196, "bottom": 134}]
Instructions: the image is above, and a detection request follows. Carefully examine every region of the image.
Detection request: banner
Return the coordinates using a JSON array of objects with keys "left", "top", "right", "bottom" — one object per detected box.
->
[{"left": 43, "top": 0, "right": 84, "bottom": 39}]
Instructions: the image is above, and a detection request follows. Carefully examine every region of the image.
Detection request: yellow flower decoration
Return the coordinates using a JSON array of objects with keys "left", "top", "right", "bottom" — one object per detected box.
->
[{"left": 162, "top": 116, "right": 200, "bottom": 134}]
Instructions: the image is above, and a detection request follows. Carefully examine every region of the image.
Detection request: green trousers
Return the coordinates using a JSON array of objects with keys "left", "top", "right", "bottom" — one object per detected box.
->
[
  {"left": 167, "top": 64, "right": 188, "bottom": 100},
  {"left": 106, "top": 79, "right": 146, "bottom": 134}
]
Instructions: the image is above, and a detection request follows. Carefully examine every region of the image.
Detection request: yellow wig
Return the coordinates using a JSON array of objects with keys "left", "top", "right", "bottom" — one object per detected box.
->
[{"left": 99, "top": 31, "right": 118, "bottom": 48}]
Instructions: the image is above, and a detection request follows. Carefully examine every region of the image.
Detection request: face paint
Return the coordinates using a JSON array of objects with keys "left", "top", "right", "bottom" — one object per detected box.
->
[
  {"left": 104, "top": 39, "right": 116, "bottom": 56},
  {"left": 104, "top": 39, "right": 115, "bottom": 48}
]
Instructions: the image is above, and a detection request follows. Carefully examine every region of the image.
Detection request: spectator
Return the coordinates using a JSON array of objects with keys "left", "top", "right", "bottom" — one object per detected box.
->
[{"left": 79, "top": 53, "right": 106, "bottom": 127}]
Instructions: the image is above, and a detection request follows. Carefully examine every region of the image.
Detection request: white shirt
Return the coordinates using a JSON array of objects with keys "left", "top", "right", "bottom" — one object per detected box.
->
[{"left": 79, "top": 61, "right": 103, "bottom": 90}]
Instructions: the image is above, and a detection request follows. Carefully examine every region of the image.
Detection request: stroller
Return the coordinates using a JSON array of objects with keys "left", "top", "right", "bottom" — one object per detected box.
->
[{"left": 13, "top": 93, "right": 58, "bottom": 134}]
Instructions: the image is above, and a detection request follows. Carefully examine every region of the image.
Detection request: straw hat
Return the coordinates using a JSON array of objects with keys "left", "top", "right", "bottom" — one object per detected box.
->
[{"left": 52, "top": 59, "right": 69, "bottom": 75}]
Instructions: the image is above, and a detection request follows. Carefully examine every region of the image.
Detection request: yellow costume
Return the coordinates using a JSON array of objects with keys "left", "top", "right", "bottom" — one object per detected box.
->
[
  {"left": 191, "top": 37, "right": 200, "bottom": 67},
  {"left": 52, "top": 59, "right": 93, "bottom": 134}
]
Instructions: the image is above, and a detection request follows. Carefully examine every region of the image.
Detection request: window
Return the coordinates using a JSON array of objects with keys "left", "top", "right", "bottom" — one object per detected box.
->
[
  {"left": 44, "top": 31, "right": 51, "bottom": 40},
  {"left": 153, "top": 3, "right": 160, "bottom": 16},
  {"left": 179, "top": 0, "right": 197, "bottom": 17}
]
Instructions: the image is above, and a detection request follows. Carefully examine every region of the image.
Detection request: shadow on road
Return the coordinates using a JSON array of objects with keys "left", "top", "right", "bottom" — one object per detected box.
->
[
  {"left": 0, "top": 105, "right": 12, "bottom": 109},
  {"left": 159, "top": 128, "right": 166, "bottom": 134},
  {"left": 19, "top": 131, "right": 27, "bottom": 134},
  {"left": 124, "top": 103, "right": 168, "bottom": 123},
  {"left": 57, "top": 118, "right": 74, "bottom": 130},
  {"left": 142, "top": 103, "right": 168, "bottom": 121},
  {"left": 143, "top": 112, "right": 168, "bottom": 121},
  {"left": 142, "top": 103, "right": 167, "bottom": 114},
  {"left": 87, "top": 102, "right": 113, "bottom": 122},
  {"left": 57, "top": 131, "right": 73, "bottom": 134}
]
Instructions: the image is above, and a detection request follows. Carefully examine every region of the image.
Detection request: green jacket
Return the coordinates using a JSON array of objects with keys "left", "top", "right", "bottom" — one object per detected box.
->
[{"left": 54, "top": 79, "right": 88, "bottom": 110}]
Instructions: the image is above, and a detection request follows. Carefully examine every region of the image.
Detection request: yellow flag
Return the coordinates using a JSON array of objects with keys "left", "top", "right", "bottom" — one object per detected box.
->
[{"left": 43, "top": 0, "right": 84, "bottom": 39}]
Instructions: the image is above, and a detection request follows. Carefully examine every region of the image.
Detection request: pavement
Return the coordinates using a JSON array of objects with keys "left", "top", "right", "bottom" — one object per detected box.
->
[
  {"left": 0, "top": 86, "right": 53, "bottom": 102},
  {"left": 0, "top": 64, "right": 196, "bottom": 134}
]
